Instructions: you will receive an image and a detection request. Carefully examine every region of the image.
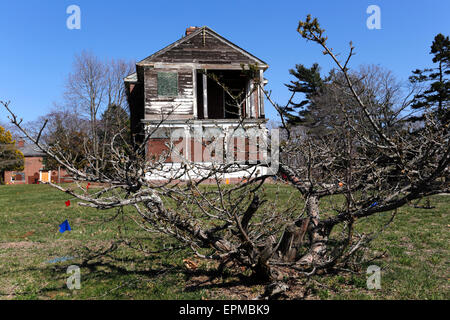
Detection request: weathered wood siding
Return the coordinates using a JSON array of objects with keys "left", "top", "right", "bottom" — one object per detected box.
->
[
  {"left": 144, "top": 67, "right": 194, "bottom": 118},
  {"left": 139, "top": 28, "right": 265, "bottom": 120},
  {"left": 148, "top": 31, "right": 255, "bottom": 64}
]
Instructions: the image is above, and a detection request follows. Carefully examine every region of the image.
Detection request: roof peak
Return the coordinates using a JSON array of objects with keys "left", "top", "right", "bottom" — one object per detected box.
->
[{"left": 136, "top": 26, "right": 268, "bottom": 67}]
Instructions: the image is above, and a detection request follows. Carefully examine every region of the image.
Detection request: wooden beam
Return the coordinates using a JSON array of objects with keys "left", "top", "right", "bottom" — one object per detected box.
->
[
  {"left": 148, "top": 62, "right": 268, "bottom": 70},
  {"left": 192, "top": 69, "right": 197, "bottom": 119},
  {"left": 249, "top": 80, "right": 254, "bottom": 118},
  {"left": 245, "top": 80, "right": 251, "bottom": 118},
  {"left": 259, "top": 69, "right": 265, "bottom": 118},
  {"left": 203, "top": 72, "right": 208, "bottom": 119}
]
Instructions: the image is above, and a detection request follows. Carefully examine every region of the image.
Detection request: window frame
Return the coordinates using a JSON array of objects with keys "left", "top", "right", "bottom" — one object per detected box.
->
[
  {"left": 157, "top": 72, "right": 179, "bottom": 98},
  {"left": 11, "top": 172, "right": 25, "bottom": 182}
]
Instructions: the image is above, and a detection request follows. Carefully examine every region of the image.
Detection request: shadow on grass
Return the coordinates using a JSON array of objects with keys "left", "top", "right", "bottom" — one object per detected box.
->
[
  {"left": 0, "top": 242, "right": 191, "bottom": 299},
  {"left": 1, "top": 240, "right": 267, "bottom": 299}
]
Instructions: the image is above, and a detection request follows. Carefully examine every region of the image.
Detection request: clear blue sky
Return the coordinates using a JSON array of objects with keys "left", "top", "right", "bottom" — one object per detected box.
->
[{"left": 0, "top": 0, "right": 449, "bottom": 124}]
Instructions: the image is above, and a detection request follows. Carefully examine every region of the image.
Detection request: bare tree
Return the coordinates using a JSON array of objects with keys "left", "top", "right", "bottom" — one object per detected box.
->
[
  {"left": 64, "top": 51, "right": 134, "bottom": 173},
  {"left": 263, "top": 15, "right": 449, "bottom": 270}
]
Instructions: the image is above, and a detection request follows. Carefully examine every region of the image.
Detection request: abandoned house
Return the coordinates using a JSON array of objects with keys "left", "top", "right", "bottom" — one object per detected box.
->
[{"left": 125, "top": 26, "right": 270, "bottom": 181}]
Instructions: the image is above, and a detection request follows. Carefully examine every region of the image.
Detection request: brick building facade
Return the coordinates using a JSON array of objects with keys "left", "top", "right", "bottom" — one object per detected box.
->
[{"left": 3, "top": 140, "right": 71, "bottom": 185}]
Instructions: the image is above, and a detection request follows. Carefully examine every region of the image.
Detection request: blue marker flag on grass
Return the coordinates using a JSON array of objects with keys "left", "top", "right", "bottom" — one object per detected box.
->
[
  {"left": 59, "top": 220, "right": 71, "bottom": 233},
  {"left": 370, "top": 202, "right": 378, "bottom": 208}
]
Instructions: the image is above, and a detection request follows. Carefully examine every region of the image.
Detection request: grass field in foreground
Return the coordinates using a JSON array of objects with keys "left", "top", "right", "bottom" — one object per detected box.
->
[{"left": 0, "top": 184, "right": 448, "bottom": 300}]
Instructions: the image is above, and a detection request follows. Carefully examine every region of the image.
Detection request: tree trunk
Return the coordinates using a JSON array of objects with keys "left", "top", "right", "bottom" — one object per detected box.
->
[
  {"left": 278, "top": 217, "right": 310, "bottom": 262},
  {"left": 252, "top": 237, "right": 277, "bottom": 282},
  {"left": 277, "top": 195, "right": 327, "bottom": 265},
  {"left": 297, "top": 195, "right": 330, "bottom": 266}
]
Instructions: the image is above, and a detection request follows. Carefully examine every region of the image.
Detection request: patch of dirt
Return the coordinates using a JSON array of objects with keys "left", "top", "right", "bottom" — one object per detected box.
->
[
  {"left": 44, "top": 291, "right": 66, "bottom": 300},
  {"left": 187, "top": 274, "right": 264, "bottom": 300},
  {"left": 0, "top": 239, "right": 78, "bottom": 250},
  {"left": 0, "top": 280, "right": 19, "bottom": 300},
  {"left": 0, "top": 241, "right": 40, "bottom": 249},
  {"left": 185, "top": 267, "right": 312, "bottom": 300}
]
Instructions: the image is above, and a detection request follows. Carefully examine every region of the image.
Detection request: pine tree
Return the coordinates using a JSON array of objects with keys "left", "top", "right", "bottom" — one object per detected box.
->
[
  {"left": 97, "top": 104, "right": 131, "bottom": 175},
  {"left": 409, "top": 33, "right": 449, "bottom": 124},
  {"left": 43, "top": 116, "right": 91, "bottom": 171},
  {"left": 284, "top": 63, "right": 324, "bottom": 126},
  {"left": 284, "top": 65, "right": 363, "bottom": 137},
  {"left": 284, "top": 65, "right": 353, "bottom": 137},
  {"left": 99, "top": 104, "right": 130, "bottom": 141}
]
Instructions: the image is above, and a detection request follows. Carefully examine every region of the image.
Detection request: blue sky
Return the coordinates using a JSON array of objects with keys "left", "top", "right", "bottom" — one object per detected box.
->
[{"left": 0, "top": 0, "right": 449, "bottom": 124}]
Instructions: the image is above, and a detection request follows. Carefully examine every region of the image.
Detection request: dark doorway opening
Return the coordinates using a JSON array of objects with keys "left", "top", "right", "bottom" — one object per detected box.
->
[{"left": 196, "top": 70, "right": 248, "bottom": 119}]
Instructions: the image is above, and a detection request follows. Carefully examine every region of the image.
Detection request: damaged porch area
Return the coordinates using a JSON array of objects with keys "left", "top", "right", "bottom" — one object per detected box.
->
[{"left": 195, "top": 69, "right": 265, "bottom": 120}]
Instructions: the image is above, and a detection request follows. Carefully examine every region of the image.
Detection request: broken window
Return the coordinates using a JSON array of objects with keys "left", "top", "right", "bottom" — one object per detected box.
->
[
  {"left": 157, "top": 72, "right": 178, "bottom": 97},
  {"left": 196, "top": 70, "right": 248, "bottom": 119}
]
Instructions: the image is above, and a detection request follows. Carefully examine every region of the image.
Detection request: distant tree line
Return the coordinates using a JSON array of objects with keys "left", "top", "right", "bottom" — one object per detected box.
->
[{"left": 22, "top": 51, "right": 134, "bottom": 174}]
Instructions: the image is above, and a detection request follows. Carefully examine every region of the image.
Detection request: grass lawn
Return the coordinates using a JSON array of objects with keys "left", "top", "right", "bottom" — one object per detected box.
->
[{"left": 0, "top": 184, "right": 448, "bottom": 300}]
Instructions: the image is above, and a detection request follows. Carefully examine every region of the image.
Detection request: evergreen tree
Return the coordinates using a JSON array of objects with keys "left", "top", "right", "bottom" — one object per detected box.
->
[
  {"left": 284, "top": 63, "right": 325, "bottom": 126},
  {"left": 99, "top": 104, "right": 130, "bottom": 142},
  {"left": 42, "top": 111, "right": 91, "bottom": 171},
  {"left": 409, "top": 33, "right": 449, "bottom": 124},
  {"left": 43, "top": 121, "right": 91, "bottom": 171},
  {"left": 285, "top": 64, "right": 405, "bottom": 138},
  {"left": 97, "top": 104, "right": 131, "bottom": 175}
]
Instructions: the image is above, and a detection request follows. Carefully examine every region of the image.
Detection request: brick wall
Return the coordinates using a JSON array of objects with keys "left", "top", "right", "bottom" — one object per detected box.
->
[
  {"left": 4, "top": 156, "right": 43, "bottom": 184},
  {"left": 25, "top": 157, "right": 44, "bottom": 184},
  {"left": 147, "top": 136, "right": 263, "bottom": 164}
]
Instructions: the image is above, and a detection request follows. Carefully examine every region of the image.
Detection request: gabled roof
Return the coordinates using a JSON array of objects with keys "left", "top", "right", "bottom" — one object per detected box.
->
[
  {"left": 19, "top": 143, "right": 45, "bottom": 157},
  {"left": 136, "top": 26, "right": 268, "bottom": 68}
]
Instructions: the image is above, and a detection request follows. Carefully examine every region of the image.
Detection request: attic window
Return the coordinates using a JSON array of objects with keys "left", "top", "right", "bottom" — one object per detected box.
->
[{"left": 157, "top": 72, "right": 178, "bottom": 97}]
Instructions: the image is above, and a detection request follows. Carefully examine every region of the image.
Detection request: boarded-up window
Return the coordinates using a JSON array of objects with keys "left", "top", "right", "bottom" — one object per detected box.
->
[{"left": 157, "top": 72, "right": 178, "bottom": 97}]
